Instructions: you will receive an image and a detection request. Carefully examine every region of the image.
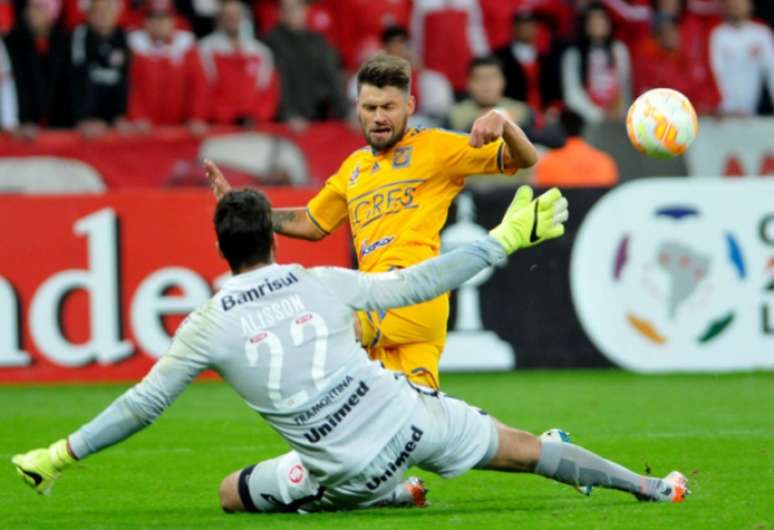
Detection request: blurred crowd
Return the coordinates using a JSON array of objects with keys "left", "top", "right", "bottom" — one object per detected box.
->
[{"left": 0, "top": 0, "right": 772, "bottom": 142}]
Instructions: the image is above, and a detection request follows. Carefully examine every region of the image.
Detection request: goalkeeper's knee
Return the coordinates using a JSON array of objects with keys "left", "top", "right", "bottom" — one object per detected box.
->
[{"left": 220, "top": 451, "right": 323, "bottom": 514}]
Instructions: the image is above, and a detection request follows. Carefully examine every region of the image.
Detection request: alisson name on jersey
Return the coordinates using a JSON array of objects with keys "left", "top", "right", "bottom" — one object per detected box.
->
[
  {"left": 239, "top": 295, "right": 306, "bottom": 335},
  {"left": 221, "top": 272, "right": 300, "bottom": 311}
]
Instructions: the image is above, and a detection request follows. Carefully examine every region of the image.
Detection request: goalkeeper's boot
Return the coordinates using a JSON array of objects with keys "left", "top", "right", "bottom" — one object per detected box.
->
[
  {"left": 395, "top": 476, "right": 429, "bottom": 507},
  {"left": 638, "top": 471, "right": 690, "bottom": 503},
  {"left": 11, "top": 439, "right": 76, "bottom": 496},
  {"left": 539, "top": 429, "right": 592, "bottom": 496}
]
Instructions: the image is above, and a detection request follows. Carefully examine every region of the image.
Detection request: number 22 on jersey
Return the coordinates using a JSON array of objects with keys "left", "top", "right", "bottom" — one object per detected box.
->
[{"left": 244, "top": 312, "right": 330, "bottom": 411}]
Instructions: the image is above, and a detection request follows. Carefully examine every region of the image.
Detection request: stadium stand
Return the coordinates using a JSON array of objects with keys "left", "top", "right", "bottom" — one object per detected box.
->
[{"left": 0, "top": 0, "right": 771, "bottom": 184}]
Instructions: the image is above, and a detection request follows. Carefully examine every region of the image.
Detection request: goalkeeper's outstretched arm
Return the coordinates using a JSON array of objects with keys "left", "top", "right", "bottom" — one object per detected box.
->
[
  {"left": 312, "top": 185, "right": 568, "bottom": 313},
  {"left": 11, "top": 338, "right": 208, "bottom": 495}
]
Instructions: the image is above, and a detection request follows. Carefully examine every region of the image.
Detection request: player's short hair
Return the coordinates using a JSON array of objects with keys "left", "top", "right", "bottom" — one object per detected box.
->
[
  {"left": 467, "top": 55, "right": 503, "bottom": 76},
  {"left": 214, "top": 189, "right": 273, "bottom": 271},
  {"left": 356, "top": 54, "right": 411, "bottom": 94}
]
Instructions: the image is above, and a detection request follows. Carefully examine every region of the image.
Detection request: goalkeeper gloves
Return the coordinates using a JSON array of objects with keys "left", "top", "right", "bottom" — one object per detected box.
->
[
  {"left": 12, "top": 439, "right": 77, "bottom": 495},
  {"left": 490, "top": 185, "right": 568, "bottom": 255}
]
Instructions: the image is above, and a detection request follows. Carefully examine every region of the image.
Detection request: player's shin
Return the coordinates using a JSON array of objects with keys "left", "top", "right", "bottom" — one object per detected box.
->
[{"left": 534, "top": 439, "right": 679, "bottom": 501}]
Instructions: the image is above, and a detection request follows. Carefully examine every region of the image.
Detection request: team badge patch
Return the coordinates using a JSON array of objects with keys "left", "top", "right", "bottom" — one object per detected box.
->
[
  {"left": 288, "top": 463, "right": 305, "bottom": 485},
  {"left": 349, "top": 166, "right": 360, "bottom": 186},
  {"left": 392, "top": 146, "right": 413, "bottom": 169}
]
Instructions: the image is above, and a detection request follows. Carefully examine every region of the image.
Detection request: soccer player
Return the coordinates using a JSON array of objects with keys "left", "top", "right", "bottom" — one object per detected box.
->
[
  {"left": 206, "top": 53, "right": 540, "bottom": 390},
  {"left": 12, "top": 186, "right": 689, "bottom": 512}
]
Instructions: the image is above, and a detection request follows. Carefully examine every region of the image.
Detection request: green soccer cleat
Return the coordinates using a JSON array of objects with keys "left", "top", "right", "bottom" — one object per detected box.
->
[{"left": 12, "top": 439, "right": 76, "bottom": 496}]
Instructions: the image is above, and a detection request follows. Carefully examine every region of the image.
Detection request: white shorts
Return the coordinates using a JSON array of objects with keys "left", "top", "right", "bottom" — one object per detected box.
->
[{"left": 239, "top": 390, "right": 499, "bottom": 512}]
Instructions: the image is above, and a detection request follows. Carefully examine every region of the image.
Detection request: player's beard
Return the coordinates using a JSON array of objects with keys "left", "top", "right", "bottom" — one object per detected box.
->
[{"left": 363, "top": 115, "right": 408, "bottom": 152}]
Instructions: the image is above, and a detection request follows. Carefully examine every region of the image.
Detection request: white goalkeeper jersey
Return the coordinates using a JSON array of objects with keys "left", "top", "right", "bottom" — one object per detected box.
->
[{"left": 68, "top": 238, "right": 507, "bottom": 485}]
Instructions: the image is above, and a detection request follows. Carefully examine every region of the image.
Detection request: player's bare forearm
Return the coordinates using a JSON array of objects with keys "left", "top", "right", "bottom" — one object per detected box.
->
[
  {"left": 469, "top": 109, "right": 537, "bottom": 170},
  {"left": 272, "top": 208, "right": 326, "bottom": 241},
  {"left": 502, "top": 121, "right": 538, "bottom": 169},
  {"left": 204, "top": 160, "right": 324, "bottom": 241}
]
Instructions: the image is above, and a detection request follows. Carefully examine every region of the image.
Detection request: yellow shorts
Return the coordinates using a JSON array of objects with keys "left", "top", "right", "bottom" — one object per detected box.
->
[{"left": 357, "top": 294, "right": 449, "bottom": 390}]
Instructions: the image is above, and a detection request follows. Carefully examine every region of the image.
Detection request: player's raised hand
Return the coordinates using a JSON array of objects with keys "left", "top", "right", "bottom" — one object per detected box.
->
[
  {"left": 204, "top": 159, "right": 232, "bottom": 201},
  {"left": 469, "top": 109, "right": 511, "bottom": 147},
  {"left": 489, "top": 185, "right": 569, "bottom": 254},
  {"left": 12, "top": 439, "right": 76, "bottom": 495}
]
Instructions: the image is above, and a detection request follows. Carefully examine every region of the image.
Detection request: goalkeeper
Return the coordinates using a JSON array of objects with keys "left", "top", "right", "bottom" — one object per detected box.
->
[{"left": 12, "top": 186, "right": 688, "bottom": 512}]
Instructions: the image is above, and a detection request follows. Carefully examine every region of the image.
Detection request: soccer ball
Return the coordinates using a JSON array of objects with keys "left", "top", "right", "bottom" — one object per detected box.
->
[{"left": 626, "top": 88, "right": 698, "bottom": 159}]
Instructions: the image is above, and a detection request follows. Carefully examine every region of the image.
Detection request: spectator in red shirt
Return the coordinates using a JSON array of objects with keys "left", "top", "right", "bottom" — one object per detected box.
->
[
  {"left": 600, "top": 0, "right": 722, "bottom": 66},
  {"left": 479, "top": 0, "right": 520, "bottom": 50},
  {"left": 599, "top": 0, "right": 653, "bottom": 50},
  {"left": 634, "top": 13, "right": 719, "bottom": 113},
  {"left": 0, "top": 0, "right": 14, "bottom": 35},
  {"left": 127, "top": 0, "right": 209, "bottom": 134},
  {"left": 334, "top": 0, "right": 412, "bottom": 69},
  {"left": 410, "top": 0, "right": 490, "bottom": 93},
  {"left": 198, "top": 0, "right": 279, "bottom": 127},
  {"left": 647, "top": 0, "right": 720, "bottom": 73},
  {"left": 479, "top": 0, "right": 576, "bottom": 50}
]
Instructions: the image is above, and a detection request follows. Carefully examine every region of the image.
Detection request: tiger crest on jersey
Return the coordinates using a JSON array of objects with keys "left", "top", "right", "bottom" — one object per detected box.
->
[{"left": 392, "top": 146, "right": 413, "bottom": 169}]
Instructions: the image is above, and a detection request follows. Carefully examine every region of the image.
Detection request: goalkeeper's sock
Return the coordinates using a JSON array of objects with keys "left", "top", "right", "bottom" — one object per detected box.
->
[{"left": 535, "top": 439, "right": 665, "bottom": 500}]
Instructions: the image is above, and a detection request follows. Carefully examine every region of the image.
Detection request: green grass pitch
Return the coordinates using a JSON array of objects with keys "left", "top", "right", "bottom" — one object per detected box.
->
[{"left": 1, "top": 370, "right": 772, "bottom": 530}]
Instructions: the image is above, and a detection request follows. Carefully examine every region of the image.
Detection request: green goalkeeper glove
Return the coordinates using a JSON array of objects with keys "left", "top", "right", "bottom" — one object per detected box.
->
[
  {"left": 12, "top": 439, "right": 77, "bottom": 495},
  {"left": 490, "top": 185, "right": 568, "bottom": 255}
]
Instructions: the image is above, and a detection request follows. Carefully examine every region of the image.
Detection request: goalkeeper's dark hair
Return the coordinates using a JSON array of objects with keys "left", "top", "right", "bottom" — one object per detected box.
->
[
  {"left": 356, "top": 54, "right": 411, "bottom": 94},
  {"left": 214, "top": 189, "right": 273, "bottom": 272}
]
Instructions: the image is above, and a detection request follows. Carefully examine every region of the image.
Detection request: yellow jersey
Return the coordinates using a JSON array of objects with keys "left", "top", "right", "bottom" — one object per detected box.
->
[{"left": 306, "top": 128, "right": 517, "bottom": 272}]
